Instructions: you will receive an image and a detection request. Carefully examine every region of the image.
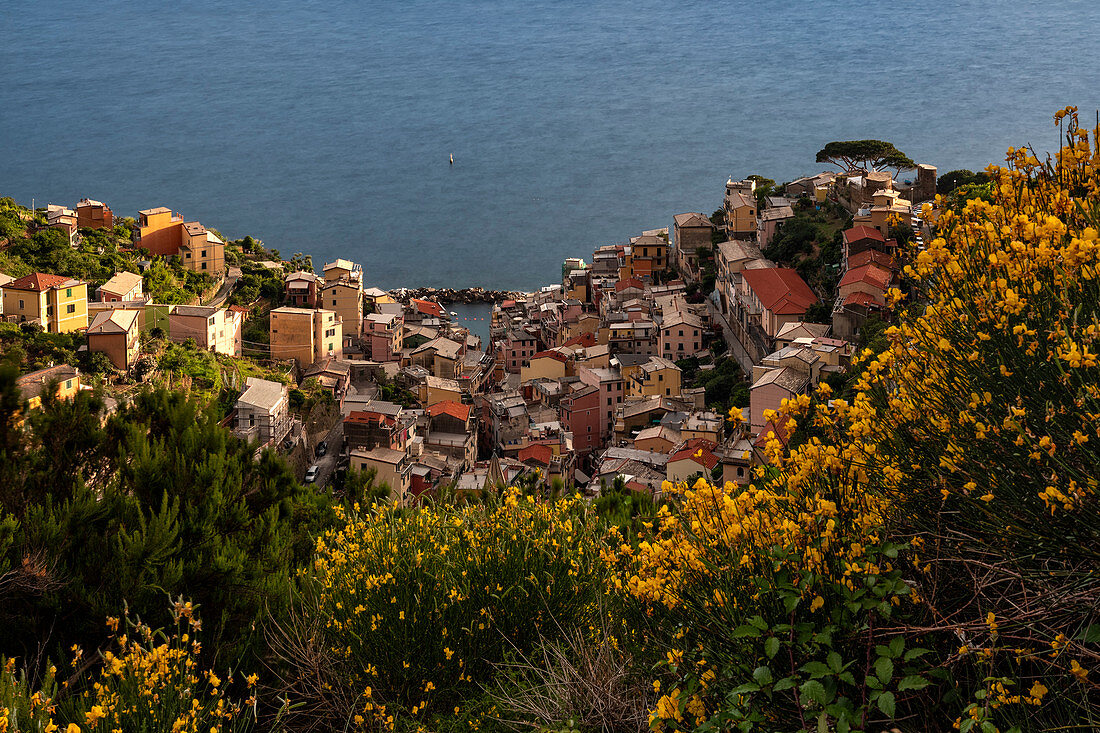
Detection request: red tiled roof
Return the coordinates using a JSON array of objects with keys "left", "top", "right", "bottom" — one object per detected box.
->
[
  {"left": 846, "top": 249, "right": 896, "bottom": 271},
  {"left": 227, "top": 305, "right": 249, "bottom": 314},
  {"left": 754, "top": 419, "right": 792, "bottom": 449},
  {"left": 500, "top": 299, "right": 516, "bottom": 308},
  {"left": 427, "top": 400, "right": 471, "bottom": 422},
  {"left": 530, "top": 349, "right": 569, "bottom": 363},
  {"left": 843, "top": 291, "right": 879, "bottom": 308},
  {"left": 838, "top": 263, "right": 892, "bottom": 290},
  {"left": 668, "top": 438, "right": 719, "bottom": 469},
  {"left": 345, "top": 410, "right": 395, "bottom": 427},
  {"left": 518, "top": 443, "right": 553, "bottom": 467},
  {"left": 741, "top": 268, "right": 818, "bottom": 315},
  {"left": 561, "top": 332, "right": 597, "bottom": 348},
  {"left": 615, "top": 277, "right": 645, "bottom": 293},
  {"left": 842, "top": 225, "right": 885, "bottom": 245},
  {"left": 411, "top": 298, "right": 444, "bottom": 317},
  {"left": 6, "top": 272, "right": 72, "bottom": 292}
]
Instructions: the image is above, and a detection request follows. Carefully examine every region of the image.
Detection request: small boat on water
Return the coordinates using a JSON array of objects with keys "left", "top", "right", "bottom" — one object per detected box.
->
[
  {"left": 449, "top": 310, "right": 458, "bottom": 317},
  {"left": 449, "top": 154, "right": 454, "bottom": 165}
]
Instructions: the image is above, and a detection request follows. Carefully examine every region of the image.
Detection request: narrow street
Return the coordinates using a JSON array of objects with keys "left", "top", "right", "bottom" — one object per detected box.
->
[
  {"left": 311, "top": 419, "right": 344, "bottom": 490},
  {"left": 206, "top": 266, "right": 241, "bottom": 307},
  {"left": 707, "top": 299, "right": 755, "bottom": 375}
]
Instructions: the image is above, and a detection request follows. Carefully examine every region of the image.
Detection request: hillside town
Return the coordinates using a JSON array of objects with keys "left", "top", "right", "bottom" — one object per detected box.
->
[{"left": 1, "top": 160, "right": 938, "bottom": 501}]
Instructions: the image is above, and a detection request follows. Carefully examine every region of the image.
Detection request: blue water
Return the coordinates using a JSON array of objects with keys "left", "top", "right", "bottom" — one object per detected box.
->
[{"left": 3, "top": 1, "right": 1099, "bottom": 289}]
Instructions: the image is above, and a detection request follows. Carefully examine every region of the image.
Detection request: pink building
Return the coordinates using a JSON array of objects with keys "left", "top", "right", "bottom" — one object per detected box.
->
[
  {"left": 560, "top": 383, "right": 601, "bottom": 454},
  {"left": 284, "top": 271, "right": 320, "bottom": 309},
  {"left": 500, "top": 330, "right": 539, "bottom": 373},
  {"left": 659, "top": 310, "right": 704, "bottom": 360},
  {"left": 577, "top": 366, "right": 624, "bottom": 443},
  {"left": 365, "top": 312, "right": 403, "bottom": 361}
]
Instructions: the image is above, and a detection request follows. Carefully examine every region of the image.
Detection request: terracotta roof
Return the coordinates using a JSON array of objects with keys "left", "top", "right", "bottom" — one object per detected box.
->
[
  {"left": 518, "top": 443, "right": 553, "bottom": 467},
  {"left": 754, "top": 419, "right": 792, "bottom": 449},
  {"left": 668, "top": 438, "right": 719, "bottom": 469},
  {"left": 5, "top": 272, "right": 75, "bottom": 292},
  {"left": 741, "top": 268, "right": 818, "bottom": 315},
  {"left": 16, "top": 364, "right": 79, "bottom": 400},
  {"left": 846, "top": 249, "right": 896, "bottom": 270},
  {"left": 411, "top": 298, "right": 444, "bottom": 318},
  {"left": 227, "top": 305, "right": 249, "bottom": 314},
  {"left": 427, "top": 400, "right": 471, "bottom": 422},
  {"left": 530, "top": 349, "right": 569, "bottom": 364},
  {"left": 839, "top": 263, "right": 892, "bottom": 291},
  {"left": 842, "top": 291, "right": 880, "bottom": 308},
  {"left": 842, "top": 225, "right": 885, "bottom": 245},
  {"left": 345, "top": 410, "right": 396, "bottom": 427},
  {"left": 561, "top": 331, "right": 597, "bottom": 348},
  {"left": 615, "top": 277, "right": 644, "bottom": 293}
]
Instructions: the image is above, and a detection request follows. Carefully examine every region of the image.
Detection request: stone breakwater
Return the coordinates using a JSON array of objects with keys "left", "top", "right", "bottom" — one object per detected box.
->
[{"left": 395, "top": 286, "right": 529, "bottom": 304}]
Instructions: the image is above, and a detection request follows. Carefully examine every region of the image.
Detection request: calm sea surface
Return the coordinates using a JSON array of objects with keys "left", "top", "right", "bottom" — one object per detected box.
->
[{"left": 2, "top": 1, "right": 1099, "bottom": 289}]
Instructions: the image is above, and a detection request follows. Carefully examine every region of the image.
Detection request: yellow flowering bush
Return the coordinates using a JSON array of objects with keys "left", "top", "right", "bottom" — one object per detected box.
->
[
  {"left": 1, "top": 599, "right": 272, "bottom": 733},
  {"left": 294, "top": 491, "right": 609, "bottom": 730},
  {"left": 0, "top": 658, "right": 59, "bottom": 732},
  {"left": 628, "top": 109, "right": 1100, "bottom": 732}
]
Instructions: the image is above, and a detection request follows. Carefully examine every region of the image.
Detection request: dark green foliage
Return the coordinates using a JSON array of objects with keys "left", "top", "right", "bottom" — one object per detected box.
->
[
  {"left": 816, "top": 140, "right": 915, "bottom": 174},
  {"left": 0, "top": 376, "right": 337, "bottom": 668},
  {"left": 803, "top": 301, "right": 832, "bottom": 325},
  {"left": 936, "top": 169, "right": 990, "bottom": 194},
  {"left": 696, "top": 356, "right": 749, "bottom": 414}
]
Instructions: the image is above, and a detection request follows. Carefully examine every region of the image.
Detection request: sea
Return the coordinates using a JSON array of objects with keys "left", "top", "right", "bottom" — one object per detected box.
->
[{"left": 3, "top": 0, "right": 1099, "bottom": 290}]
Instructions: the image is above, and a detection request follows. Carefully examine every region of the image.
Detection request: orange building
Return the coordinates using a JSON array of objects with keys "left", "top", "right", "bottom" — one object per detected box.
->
[
  {"left": 76, "top": 199, "right": 114, "bottom": 230},
  {"left": 136, "top": 207, "right": 225, "bottom": 275}
]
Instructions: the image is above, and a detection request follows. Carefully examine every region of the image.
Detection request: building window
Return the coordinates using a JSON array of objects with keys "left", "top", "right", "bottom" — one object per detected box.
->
[
  {"left": 66, "top": 304, "right": 75, "bottom": 314},
  {"left": 65, "top": 380, "right": 72, "bottom": 389},
  {"left": 201, "top": 250, "right": 207, "bottom": 257},
  {"left": 201, "top": 263, "right": 207, "bottom": 270},
  {"left": 18, "top": 300, "right": 24, "bottom": 309},
  {"left": 66, "top": 288, "right": 72, "bottom": 297}
]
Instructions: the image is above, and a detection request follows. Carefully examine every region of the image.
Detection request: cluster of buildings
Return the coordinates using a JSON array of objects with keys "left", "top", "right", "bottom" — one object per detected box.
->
[{"left": 5, "top": 160, "right": 936, "bottom": 501}]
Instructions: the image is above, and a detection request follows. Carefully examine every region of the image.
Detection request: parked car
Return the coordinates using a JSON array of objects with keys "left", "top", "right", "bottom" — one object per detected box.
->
[
  {"left": 304, "top": 465, "right": 319, "bottom": 483},
  {"left": 315, "top": 440, "right": 328, "bottom": 458}
]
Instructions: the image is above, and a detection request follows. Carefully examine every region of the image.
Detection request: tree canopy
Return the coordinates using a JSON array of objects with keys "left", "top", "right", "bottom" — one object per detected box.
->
[{"left": 815, "top": 139, "right": 915, "bottom": 174}]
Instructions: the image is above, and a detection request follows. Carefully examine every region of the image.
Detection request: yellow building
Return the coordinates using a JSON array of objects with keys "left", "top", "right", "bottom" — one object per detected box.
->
[
  {"left": 269, "top": 307, "right": 343, "bottom": 366},
  {"left": 2, "top": 273, "right": 88, "bottom": 333},
  {"left": 16, "top": 364, "right": 81, "bottom": 411},
  {"left": 519, "top": 350, "right": 571, "bottom": 383},
  {"left": 179, "top": 224, "right": 226, "bottom": 275},
  {"left": 321, "top": 278, "right": 363, "bottom": 339},
  {"left": 627, "top": 356, "right": 682, "bottom": 398}
]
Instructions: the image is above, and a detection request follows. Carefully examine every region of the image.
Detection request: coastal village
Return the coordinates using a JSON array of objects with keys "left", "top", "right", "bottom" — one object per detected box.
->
[{"left": 0, "top": 159, "right": 938, "bottom": 501}]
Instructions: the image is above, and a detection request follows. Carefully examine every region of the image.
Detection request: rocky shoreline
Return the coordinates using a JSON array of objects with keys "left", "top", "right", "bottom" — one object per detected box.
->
[{"left": 394, "top": 286, "right": 529, "bottom": 305}]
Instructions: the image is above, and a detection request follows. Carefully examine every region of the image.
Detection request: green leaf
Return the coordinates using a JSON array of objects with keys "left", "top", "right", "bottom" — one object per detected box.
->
[
  {"left": 733, "top": 625, "right": 762, "bottom": 638},
  {"left": 837, "top": 717, "right": 850, "bottom": 733},
  {"left": 800, "top": 680, "right": 827, "bottom": 706},
  {"left": 875, "top": 657, "right": 894, "bottom": 685},
  {"left": 748, "top": 615, "right": 768, "bottom": 630},
  {"left": 876, "top": 690, "right": 896, "bottom": 718},
  {"left": 773, "top": 677, "right": 796, "bottom": 692},
  {"left": 897, "top": 675, "right": 930, "bottom": 691},
  {"left": 903, "top": 647, "right": 932, "bottom": 661},
  {"left": 765, "top": 637, "right": 780, "bottom": 659},
  {"left": 1078, "top": 624, "right": 1100, "bottom": 644},
  {"left": 801, "top": 661, "right": 831, "bottom": 679},
  {"left": 837, "top": 671, "right": 856, "bottom": 686},
  {"left": 827, "top": 651, "right": 843, "bottom": 673},
  {"left": 753, "top": 666, "right": 773, "bottom": 686},
  {"left": 730, "top": 682, "right": 761, "bottom": 695},
  {"left": 817, "top": 712, "right": 829, "bottom": 733},
  {"left": 889, "top": 636, "right": 905, "bottom": 658},
  {"left": 783, "top": 593, "right": 801, "bottom": 613}
]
